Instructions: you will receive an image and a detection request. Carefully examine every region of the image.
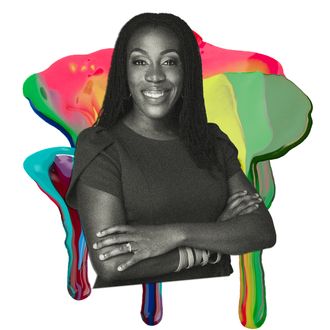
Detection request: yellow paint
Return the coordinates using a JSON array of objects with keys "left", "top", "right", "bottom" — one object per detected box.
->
[
  {"left": 245, "top": 254, "right": 256, "bottom": 328},
  {"left": 90, "top": 64, "right": 95, "bottom": 71},
  {"left": 203, "top": 74, "right": 246, "bottom": 172},
  {"left": 69, "top": 63, "right": 77, "bottom": 73},
  {"left": 83, "top": 80, "right": 93, "bottom": 95},
  {"left": 81, "top": 65, "right": 87, "bottom": 72},
  {"left": 91, "top": 76, "right": 107, "bottom": 107},
  {"left": 91, "top": 106, "right": 98, "bottom": 123}
]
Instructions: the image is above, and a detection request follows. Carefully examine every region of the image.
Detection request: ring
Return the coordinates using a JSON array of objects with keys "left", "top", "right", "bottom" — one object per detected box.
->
[{"left": 126, "top": 242, "right": 132, "bottom": 253}]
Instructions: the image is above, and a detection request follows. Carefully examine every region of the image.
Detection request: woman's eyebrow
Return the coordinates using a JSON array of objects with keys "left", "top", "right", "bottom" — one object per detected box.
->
[
  {"left": 129, "top": 48, "right": 180, "bottom": 56},
  {"left": 129, "top": 48, "right": 148, "bottom": 56},
  {"left": 160, "top": 49, "right": 180, "bottom": 56}
]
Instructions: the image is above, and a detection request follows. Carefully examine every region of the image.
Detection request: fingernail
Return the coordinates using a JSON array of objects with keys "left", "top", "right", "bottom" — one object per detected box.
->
[
  {"left": 96, "top": 231, "right": 102, "bottom": 237},
  {"left": 99, "top": 254, "right": 105, "bottom": 260},
  {"left": 254, "top": 193, "right": 259, "bottom": 197},
  {"left": 117, "top": 265, "right": 123, "bottom": 271},
  {"left": 93, "top": 243, "right": 98, "bottom": 249},
  {"left": 258, "top": 198, "right": 262, "bottom": 202},
  {"left": 243, "top": 190, "right": 247, "bottom": 194},
  {"left": 255, "top": 204, "right": 259, "bottom": 208}
]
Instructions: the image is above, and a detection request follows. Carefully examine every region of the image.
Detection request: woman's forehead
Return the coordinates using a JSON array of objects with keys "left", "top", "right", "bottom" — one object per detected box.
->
[{"left": 127, "top": 26, "right": 181, "bottom": 53}]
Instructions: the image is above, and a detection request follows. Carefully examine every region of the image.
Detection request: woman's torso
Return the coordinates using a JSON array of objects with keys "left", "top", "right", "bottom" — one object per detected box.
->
[{"left": 88, "top": 120, "right": 234, "bottom": 287}]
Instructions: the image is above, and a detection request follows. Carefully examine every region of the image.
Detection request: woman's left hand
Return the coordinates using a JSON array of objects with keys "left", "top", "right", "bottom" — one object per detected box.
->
[{"left": 92, "top": 224, "right": 181, "bottom": 271}]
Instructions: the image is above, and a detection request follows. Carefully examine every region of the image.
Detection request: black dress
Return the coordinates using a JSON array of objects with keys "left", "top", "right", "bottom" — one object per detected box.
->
[{"left": 66, "top": 121, "right": 242, "bottom": 287}]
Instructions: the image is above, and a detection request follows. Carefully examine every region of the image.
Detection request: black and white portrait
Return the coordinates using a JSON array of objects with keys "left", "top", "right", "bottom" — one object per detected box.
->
[
  {"left": 5, "top": 2, "right": 327, "bottom": 329},
  {"left": 65, "top": 13, "right": 276, "bottom": 288}
]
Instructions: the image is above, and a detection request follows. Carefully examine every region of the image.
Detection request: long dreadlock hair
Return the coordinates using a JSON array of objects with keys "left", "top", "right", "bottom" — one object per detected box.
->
[{"left": 95, "top": 12, "right": 222, "bottom": 173}]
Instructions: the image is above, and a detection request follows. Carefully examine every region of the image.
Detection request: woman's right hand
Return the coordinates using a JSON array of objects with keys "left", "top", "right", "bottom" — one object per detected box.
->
[{"left": 218, "top": 190, "right": 263, "bottom": 222}]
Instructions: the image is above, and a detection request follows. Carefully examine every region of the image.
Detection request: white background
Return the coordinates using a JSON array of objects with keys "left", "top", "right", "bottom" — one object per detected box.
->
[{"left": 2, "top": 0, "right": 329, "bottom": 329}]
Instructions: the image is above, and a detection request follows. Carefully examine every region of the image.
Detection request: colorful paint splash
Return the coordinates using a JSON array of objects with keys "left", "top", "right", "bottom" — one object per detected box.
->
[
  {"left": 204, "top": 72, "right": 311, "bottom": 328},
  {"left": 23, "top": 148, "right": 91, "bottom": 300},
  {"left": 23, "top": 32, "right": 312, "bottom": 327},
  {"left": 22, "top": 33, "right": 284, "bottom": 146},
  {"left": 141, "top": 283, "right": 163, "bottom": 325}
]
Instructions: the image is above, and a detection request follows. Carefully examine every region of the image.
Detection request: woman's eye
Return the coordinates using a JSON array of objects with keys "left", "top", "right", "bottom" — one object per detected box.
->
[
  {"left": 162, "top": 59, "right": 177, "bottom": 66},
  {"left": 132, "top": 59, "right": 147, "bottom": 65}
]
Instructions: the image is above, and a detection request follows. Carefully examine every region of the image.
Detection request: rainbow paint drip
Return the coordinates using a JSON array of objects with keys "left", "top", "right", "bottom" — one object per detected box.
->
[
  {"left": 24, "top": 148, "right": 91, "bottom": 300},
  {"left": 141, "top": 283, "right": 163, "bottom": 325},
  {"left": 23, "top": 31, "right": 312, "bottom": 327}
]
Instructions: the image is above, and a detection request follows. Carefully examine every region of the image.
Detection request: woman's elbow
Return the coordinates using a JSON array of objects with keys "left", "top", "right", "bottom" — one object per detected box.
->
[
  {"left": 242, "top": 214, "right": 276, "bottom": 253},
  {"left": 91, "top": 256, "right": 123, "bottom": 282},
  {"left": 268, "top": 223, "right": 277, "bottom": 248},
  {"left": 255, "top": 218, "right": 277, "bottom": 250},
  {"left": 240, "top": 228, "right": 276, "bottom": 254},
  {"left": 260, "top": 226, "right": 276, "bottom": 250}
]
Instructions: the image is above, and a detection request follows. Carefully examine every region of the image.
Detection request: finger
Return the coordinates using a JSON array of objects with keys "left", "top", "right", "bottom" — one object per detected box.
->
[
  {"left": 228, "top": 194, "right": 261, "bottom": 209},
  {"left": 93, "top": 234, "right": 132, "bottom": 250},
  {"left": 96, "top": 225, "right": 134, "bottom": 238},
  {"left": 227, "top": 190, "right": 248, "bottom": 204},
  {"left": 117, "top": 254, "right": 143, "bottom": 271},
  {"left": 237, "top": 204, "right": 260, "bottom": 215},
  {"left": 231, "top": 198, "right": 262, "bottom": 215},
  {"left": 98, "top": 243, "right": 133, "bottom": 260},
  {"left": 227, "top": 191, "right": 260, "bottom": 205}
]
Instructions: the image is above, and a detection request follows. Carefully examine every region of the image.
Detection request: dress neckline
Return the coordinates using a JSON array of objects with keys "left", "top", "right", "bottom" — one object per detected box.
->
[{"left": 118, "top": 120, "right": 180, "bottom": 143}]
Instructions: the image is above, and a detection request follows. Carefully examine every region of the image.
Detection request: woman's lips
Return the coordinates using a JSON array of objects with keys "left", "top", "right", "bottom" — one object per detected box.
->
[{"left": 142, "top": 89, "right": 169, "bottom": 99}]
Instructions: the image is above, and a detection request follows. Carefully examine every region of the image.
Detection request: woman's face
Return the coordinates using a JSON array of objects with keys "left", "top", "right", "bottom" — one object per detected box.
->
[{"left": 126, "top": 26, "right": 183, "bottom": 123}]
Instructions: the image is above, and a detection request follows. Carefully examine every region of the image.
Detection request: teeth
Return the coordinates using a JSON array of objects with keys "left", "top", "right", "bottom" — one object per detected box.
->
[{"left": 142, "top": 90, "right": 165, "bottom": 98}]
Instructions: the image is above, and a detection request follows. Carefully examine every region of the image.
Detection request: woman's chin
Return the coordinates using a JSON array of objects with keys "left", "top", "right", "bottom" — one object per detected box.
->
[{"left": 136, "top": 105, "right": 175, "bottom": 121}]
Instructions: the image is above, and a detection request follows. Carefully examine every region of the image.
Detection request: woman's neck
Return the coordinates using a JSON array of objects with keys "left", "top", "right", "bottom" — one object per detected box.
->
[{"left": 121, "top": 112, "right": 179, "bottom": 139}]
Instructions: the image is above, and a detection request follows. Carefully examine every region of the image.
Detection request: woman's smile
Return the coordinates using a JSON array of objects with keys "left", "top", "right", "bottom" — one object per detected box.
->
[
  {"left": 126, "top": 25, "right": 183, "bottom": 124},
  {"left": 142, "top": 89, "right": 167, "bottom": 98},
  {"left": 142, "top": 88, "right": 170, "bottom": 100}
]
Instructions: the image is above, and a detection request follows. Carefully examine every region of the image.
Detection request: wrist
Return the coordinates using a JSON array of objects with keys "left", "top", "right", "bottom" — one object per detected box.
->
[{"left": 164, "top": 223, "right": 187, "bottom": 248}]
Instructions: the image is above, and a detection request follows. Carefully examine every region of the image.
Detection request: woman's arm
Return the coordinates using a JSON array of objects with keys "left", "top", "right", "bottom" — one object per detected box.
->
[
  {"left": 76, "top": 180, "right": 181, "bottom": 282},
  {"left": 96, "top": 169, "right": 276, "bottom": 271},
  {"left": 173, "top": 170, "right": 276, "bottom": 254}
]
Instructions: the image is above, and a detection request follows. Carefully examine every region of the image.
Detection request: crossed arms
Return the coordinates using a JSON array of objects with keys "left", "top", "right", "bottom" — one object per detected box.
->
[{"left": 75, "top": 169, "right": 276, "bottom": 283}]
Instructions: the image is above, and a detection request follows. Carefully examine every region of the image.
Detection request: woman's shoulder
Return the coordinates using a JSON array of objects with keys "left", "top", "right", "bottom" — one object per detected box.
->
[
  {"left": 73, "top": 126, "right": 120, "bottom": 171},
  {"left": 207, "top": 122, "right": 240, "bottom": 167},
  {"left": 207, "top": 122, "right": 232, "bottom": 144},
  {"left": 75, "top": 126, "right": 118, "bottom": 155},
  {"left": 76, "top": 126, "right": 114, "bottom": 145},
  {"left": 66, "top": 126, "right": 118, "bottom": 208}
]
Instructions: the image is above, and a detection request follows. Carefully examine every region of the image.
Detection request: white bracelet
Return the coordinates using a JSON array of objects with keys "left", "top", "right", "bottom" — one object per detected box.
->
[
  {"left": 175, "top": 247, "right": 187, "bottom": 272},
  {"left": 193, "top": 248, "right": 203, "bottom": 266},
  {"left": 185, "top": 247, "right": 195, "bottom": 269},
  {"left": 208, "top": 252, "right": 222, "bottom": 264},
  {"left": 201, "top": 250, "right": 210, "bottom": 266}
]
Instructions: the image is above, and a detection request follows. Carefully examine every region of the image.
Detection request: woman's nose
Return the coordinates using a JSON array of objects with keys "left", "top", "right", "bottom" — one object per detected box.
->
[{"left": 145, "top": 65, "right": 166, "bottom": 83}]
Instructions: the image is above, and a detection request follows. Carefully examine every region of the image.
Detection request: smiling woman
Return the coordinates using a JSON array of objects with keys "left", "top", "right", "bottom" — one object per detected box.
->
[
  {"left": 126, "top": 25, "right": 183, "bottom": 131},
  {"left": 65, "top": 12, "right": 276, "bottom": 288}
]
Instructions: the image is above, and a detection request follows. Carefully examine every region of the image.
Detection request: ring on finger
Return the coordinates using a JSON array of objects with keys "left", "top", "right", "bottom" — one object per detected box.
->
[{"left": 126, "top": 242, "right": 132, "bottom": 253}]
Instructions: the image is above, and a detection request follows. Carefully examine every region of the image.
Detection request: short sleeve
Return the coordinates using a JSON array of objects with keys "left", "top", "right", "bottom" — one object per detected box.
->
[
  {"left": 220, "top": 138, "right": 242, "bottom": 179},
  {"left": 78, "top": 144, "right": 123, "bottom": 200},
  {"left": 208, "top": 123, "right": 242, "bottom": 179},
  {"left": 65, "top": 126, "right": 120, "bottom": 209}
]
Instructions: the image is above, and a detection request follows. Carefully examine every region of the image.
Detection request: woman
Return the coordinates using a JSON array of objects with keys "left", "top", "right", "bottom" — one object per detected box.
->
[{"left": 66, "top": 13, "right": 276, "bottom": 288}]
